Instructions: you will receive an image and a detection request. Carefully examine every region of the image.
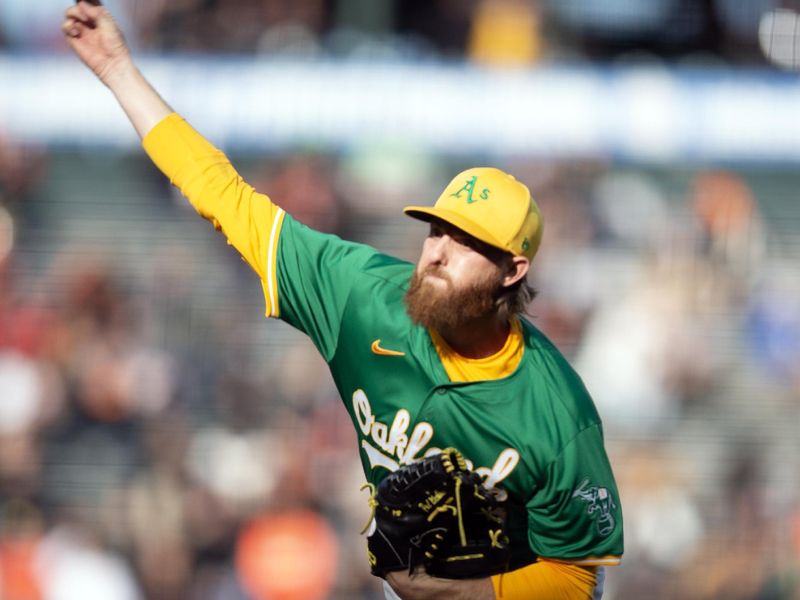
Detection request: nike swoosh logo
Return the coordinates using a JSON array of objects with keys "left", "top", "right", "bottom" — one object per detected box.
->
[{"left": 371, "top": 339, "right": 406, "bottom": 357}]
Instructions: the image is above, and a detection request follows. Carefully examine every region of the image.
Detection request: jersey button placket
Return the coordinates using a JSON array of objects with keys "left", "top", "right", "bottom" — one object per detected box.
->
[{"left": 418, "top": 386, "right": 448, "bottom": 421}]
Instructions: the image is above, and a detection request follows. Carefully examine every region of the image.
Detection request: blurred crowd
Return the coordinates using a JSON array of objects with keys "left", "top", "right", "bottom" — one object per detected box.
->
[
  {"left": 1, "top": 0, "right": 796, "bottom": 68},
  {"left": 1, "top": 129, "right": 800, "bottom": 599}
]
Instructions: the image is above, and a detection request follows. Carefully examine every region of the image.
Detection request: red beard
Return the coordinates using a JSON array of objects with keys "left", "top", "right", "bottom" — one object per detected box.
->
[{"left": 404, "top": 265, "right": 502, "bottom": 331}]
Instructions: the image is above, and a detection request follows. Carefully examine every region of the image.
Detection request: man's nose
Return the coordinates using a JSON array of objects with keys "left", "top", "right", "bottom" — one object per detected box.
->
[{"left": 426, "top": 234, "right": 451, "bottom": 264}]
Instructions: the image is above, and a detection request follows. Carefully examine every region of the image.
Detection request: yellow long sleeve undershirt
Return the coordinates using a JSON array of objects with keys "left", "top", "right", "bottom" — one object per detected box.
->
[
  {"left": 493, "top": 560, "right": 600, "bottom": 600},
  {"left": 142, "top": 113, "right": 286, "bottom": 317}
]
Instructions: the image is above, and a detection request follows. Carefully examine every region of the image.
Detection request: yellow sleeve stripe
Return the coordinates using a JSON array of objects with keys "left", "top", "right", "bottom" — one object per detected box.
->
[
  {"left": 263, "top": 207, "right": 286, "bottom": 318},
  {"left": 546, "top": 556, "right": 622, "bottom": 567}
]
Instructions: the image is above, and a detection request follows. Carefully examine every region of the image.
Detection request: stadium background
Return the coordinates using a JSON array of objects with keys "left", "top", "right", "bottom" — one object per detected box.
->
[{"left": 1, "top": 0, "right": 800, "bottom": 598}]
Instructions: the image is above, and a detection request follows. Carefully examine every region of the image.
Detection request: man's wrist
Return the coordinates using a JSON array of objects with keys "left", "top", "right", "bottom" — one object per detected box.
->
[{"left": 100, "top": 55, "right": 137, "bottom": 90}]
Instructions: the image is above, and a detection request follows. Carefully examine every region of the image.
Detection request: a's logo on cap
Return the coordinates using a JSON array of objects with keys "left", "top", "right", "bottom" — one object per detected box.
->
[
  {"left": 521, "top": 238, "right": 530, "bottom": 252},
  {"left": 449, "top": 175, "right": 490, "bottom": 204}
]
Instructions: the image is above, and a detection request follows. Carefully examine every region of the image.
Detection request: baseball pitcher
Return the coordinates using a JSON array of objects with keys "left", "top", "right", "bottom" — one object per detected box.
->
[{"left": 63, "top": 3, "right": 624, "bottom": 598}]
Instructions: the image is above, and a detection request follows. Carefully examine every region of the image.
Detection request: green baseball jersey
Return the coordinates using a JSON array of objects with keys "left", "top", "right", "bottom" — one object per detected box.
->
[{"left": 276, "top": 215, "right": 624, "bottom": 568}]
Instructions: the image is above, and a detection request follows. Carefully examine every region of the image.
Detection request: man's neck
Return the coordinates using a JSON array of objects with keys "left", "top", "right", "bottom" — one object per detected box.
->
[{"left": 436, "top": 314, "right": 511, "bottom": 359}]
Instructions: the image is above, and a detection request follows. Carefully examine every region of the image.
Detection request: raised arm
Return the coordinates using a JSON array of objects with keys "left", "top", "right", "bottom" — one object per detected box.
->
[
  {"left": 62, "top": 0, "right": 288, "bottom": 316},
  {"left": 62, "top": 1, "right": 170, "bottom": 138}
]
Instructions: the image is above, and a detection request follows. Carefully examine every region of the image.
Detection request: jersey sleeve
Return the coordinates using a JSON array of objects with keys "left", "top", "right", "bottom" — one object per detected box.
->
[
  {"left": 275, "top": 215, "right": 378, "bottom": 361},
  {"left": 142, "top": 113, "right": 286, "bottom": 316},
  {"left": 143, "top": 114, "right": 381, "bottom": 360},
  {"left": 526, "top": 424, "right": 624, "bottom": 565}
]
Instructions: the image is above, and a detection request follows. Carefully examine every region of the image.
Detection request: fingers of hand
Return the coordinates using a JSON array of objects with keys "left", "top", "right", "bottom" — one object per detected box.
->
[
  {"left": 64, "top": 4, "right": 88, "bottom": 21},
  {"left": 63, "top": 3, "right": 104, "bottom": 31},
  {"left": 62, "top": 17, "right": 83, "bottom": 38}
]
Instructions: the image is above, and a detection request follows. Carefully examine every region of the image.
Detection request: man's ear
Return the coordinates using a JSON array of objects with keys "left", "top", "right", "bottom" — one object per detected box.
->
[{"left": 502, "top": 256, "right": 530, "bottom": 288}]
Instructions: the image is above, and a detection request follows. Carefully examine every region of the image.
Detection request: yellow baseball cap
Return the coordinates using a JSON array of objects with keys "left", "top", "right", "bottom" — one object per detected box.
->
[{"left": 404, "top": 167, "right": 544, "bottom": 261}]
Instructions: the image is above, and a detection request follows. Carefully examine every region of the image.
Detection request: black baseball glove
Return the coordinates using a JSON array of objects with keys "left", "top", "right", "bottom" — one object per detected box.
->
[{"left": 362, "top": 448, "right": 510, "bottom": 580}]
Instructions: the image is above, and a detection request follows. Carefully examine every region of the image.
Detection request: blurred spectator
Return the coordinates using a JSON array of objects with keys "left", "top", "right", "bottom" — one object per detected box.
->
[
  {"left": 468, "top": 0, "right": 543, "bottom": 67},
  {"left": 0, "top": 133, "right": 46, "bottom": 201},
  {"left": 250, "top": 155, "right": 341, "bottom": 234},
  {"left": 617, "top": 444, "right": 704, "bottom": 570},
  {"left": 36, "top": 525, "right": 142, "bottom": 600},
  {"left": 0, "top": 499, "right": 45, "bottom": 600},
  {"left": 545, "top": 0, "right": 738, "bottom": 60},
  {"left": 0, "top": 353, "right": 43, "bottom": 434},
  {"left": 395, "top": 0, "right": 477, "bottom": 57},
  {"left": 691, "top": 170, "right": 766, "bottom": 277},
  {"left": 0, "top": 206, "right": 12, "bottom": 266},
  {"left": 127, "top": 0, "right": 329, "bottom": 54},
  {"left": 186, "top": 425, "right": 280, "bottom": 514},
  {"left": 746, "top": 262, "right": 800, "bottom": 389},
  {"left": 126, "top": 0, "right": 207, "bottom": 51},
  {"left": 255, "top": 0, "right": 329, "bottom": 54},
  {"left": 667, "top": 448, "right": 788, "bottom": 600},
  {"left": 123, "top": 414, "right": 193, "bottom": 600},
  {"left": 575, "top": 256, "right": 717, "bottom": 433},
  {"left": 235, "top": 510, "right": 338, "bottom": 600},
  {"left": 591, "top": 171, "right": 671, "bottom": 252}
]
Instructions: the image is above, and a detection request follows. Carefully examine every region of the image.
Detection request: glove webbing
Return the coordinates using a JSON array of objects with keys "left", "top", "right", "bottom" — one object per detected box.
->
[{"left": 362, "top": 449, "right": 511, "bottom": 579}]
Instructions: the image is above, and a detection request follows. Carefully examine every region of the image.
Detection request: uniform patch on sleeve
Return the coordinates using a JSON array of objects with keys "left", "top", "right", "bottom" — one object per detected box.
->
[{"left": 572, "top": 479, "right": 617, "bottom": 537}]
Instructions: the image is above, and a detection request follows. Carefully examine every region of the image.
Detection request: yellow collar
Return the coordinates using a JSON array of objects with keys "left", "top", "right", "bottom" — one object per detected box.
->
[{"left": 430, "top": 319, "right": 524, "bottom": 382}]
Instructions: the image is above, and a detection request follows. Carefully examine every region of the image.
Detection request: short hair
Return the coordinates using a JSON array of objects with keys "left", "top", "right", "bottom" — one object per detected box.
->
[{"left": 497, "top": 276, "right": 537, "bottom": 318}]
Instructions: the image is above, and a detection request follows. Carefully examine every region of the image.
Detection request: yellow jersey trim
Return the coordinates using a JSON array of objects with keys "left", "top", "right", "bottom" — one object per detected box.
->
[
  {"left": 548, "top": 555, "right": 622, "bottom": 567},
  {"left": 430, "top": 317, "right": 523, "bottom": 382},
  {"left": 264, "top": 208, "right": 286, "bottom": 317}
]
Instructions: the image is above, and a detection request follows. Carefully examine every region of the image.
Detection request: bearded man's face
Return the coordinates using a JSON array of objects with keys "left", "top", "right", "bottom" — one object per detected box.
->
[{"left": 404, "top": 221, "right": 507, "bottom": 331}]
